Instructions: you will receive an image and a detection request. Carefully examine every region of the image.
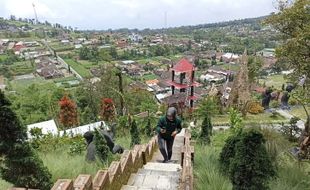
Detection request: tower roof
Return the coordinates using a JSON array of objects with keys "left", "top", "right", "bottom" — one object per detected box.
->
[{"left": 171, "top": 58, "right": 195, "bottom": 72}]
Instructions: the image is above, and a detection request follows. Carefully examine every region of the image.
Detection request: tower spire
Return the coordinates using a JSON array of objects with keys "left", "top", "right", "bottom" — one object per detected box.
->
[{"left": 32, "top": 3, "right": 38, "bottom": 24}]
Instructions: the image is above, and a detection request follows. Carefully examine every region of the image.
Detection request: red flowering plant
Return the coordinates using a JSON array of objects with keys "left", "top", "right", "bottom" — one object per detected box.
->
[
  {"left": 101, "top": 98, "right": 116, "bottom": 122},
  {"left": 59, "top": 95, "right": 78, "bottom": 129}
]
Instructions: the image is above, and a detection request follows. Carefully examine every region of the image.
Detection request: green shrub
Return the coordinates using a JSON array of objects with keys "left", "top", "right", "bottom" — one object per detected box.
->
[
  {"left": 271, "top": 100, "right": 280, "bottom": 108},
  {"left": 94, "top": 129, "right": 110, "bottom": 163},
  {"left": 280, "top": 117, "right": 301, "bottom": 142},
  {"left": 190, "top": 126, "right": 200, "bottom": 140},
  {"left": 199, "top": 115, "right": 213, "bottom": 144},
  {"left": 219, "top": 134, "right": 241, "bottom": 173},
  {"left": 0, "top": 91, "right": 52, "bottom": 190},
  {"left": 130, "top": 119, "right": 141, "bottom": 147},
  {"left": 68, "top": 140, "right": 86, "bottom": 155},
  {"left": 288, "top": 98, "right": 298, "bottom": 106},
  {"left": 229, "top": 130, "right": 275, "bottom": 190},
  {"left": 144, "top": 118, "right": 152, "bottom": 137},
  {"left": 229, "top": 107, "right": 243, "bottom": 134}
]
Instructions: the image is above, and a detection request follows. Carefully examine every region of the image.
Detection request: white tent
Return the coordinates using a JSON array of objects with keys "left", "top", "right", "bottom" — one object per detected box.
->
[
  {"left": 27, "top": 119, "right": 58, "bottom": 139},
  {"left": 59, "top": 121, "right": 106, "bottom": 137}
]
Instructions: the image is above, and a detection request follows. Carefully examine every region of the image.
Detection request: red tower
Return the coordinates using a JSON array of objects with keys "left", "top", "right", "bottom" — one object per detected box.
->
[{"left": 166, "top": 58, "right": 199, "bottom": 107}]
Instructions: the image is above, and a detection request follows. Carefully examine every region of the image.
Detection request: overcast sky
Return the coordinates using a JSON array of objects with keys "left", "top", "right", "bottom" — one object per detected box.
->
[{"left": 0, "top": 0, "right": 276, "bottom": 30}]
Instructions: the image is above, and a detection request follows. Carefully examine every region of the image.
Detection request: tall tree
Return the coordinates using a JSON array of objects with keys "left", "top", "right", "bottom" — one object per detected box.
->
[
  {"left": 228, "top": 49, "right": 251, "bottom": 116},
  {"left": 248, "top": 56, "right": 263, "bottom": 85},
  {"left": 266, "top": 0, "right": 310, "bottom": 92},
  {"left": 266, "top": 0, "right": 310, "bottom": 144},
  {"left": 0, "top": 91, "right": 52, "bottom": 190},
  {"left": 59, "top": 95, "right": 78, "bottom": 128}
]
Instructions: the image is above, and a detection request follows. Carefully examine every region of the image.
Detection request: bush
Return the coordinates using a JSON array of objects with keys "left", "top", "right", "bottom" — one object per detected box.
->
[
  {"left": 219, "top": 134, "right": 241, "bottom": 173},
  {"left": 247, "top": 101, "right": 264, "bottom": 114},
  {"left": 68, "top": 138, "right": 86, "bottom": 155},
  {"left": 229, "top": 130, "right": 275, "bottom": 190},
  {"left": 199, "top": 115, "right": 213, "bottom": 144},
  {"left": 288, "top": 98, "right": 298, "bottom": 106},
  {"left": 0, "top": 91, "right": 52, "bottom": 190},
  {"left": 190, "top": 126, "right": 200, "bottom": 140},
  {"left": 130, "top": 119, "right": 141, "bottom": 147},
  {"left": 145, "top": 118, "right": 152, "bottom": 137},
  {"left": 270, "top": 100, "right": 280, "bottom": 108},
  {"left": 94, "top": 129, "right": 110, "bottom": 163},
  {"left": 228, "top": 108, "right": 243, "bottom": 134},
  {"left": 280, "top": 117, "right": 302, "bottom": 142}
]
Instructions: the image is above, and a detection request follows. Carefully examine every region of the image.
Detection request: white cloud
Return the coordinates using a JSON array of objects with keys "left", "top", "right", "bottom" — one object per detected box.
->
[{"left": 0, "top": 0, "right": 276, "bottom": 29}]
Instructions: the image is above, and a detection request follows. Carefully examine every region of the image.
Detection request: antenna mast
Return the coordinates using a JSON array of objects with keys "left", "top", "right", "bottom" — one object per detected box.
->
[{"left": 32, "top": 3, "right": 38, "bottom": 24}]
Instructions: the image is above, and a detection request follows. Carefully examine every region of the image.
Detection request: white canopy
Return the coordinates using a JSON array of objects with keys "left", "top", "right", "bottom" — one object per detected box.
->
[{"left": 27, "top": 119, "right": 58, "bottom": 139}]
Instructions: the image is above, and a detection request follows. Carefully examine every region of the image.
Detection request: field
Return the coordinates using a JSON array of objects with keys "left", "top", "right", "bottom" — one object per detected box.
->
[
  {"left": 10, "top": 77, "right": 54, "bottom": 92},
  {"left": 63, "top": 58, "right": 92, "bottom": 78}
]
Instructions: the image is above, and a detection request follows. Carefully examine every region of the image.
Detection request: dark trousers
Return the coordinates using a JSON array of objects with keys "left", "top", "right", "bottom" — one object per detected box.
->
[{"left": 158, "top": 135, "right": 174, "bottom": 161}]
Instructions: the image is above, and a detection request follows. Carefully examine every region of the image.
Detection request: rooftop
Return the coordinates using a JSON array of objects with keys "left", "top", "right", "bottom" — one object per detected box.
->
[{"left": 171, "top": 58, "right": 195, "bottom": 73}]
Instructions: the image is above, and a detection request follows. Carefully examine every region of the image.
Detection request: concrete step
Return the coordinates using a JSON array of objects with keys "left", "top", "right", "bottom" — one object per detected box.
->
[
  {"left": 137, "top": 168, "right": 180, "bottom": 178},
  {"left": 121, "top": 185, "right": 152, "bottom": 190},
  {"left": 125, "top": 172, "right": 179, "bottom": 189},
  {"left": 143, "top": 162, "right": 182, "bottom": 172}
]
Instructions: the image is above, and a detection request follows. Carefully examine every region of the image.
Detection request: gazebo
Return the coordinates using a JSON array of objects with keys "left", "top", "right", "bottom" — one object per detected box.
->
[{"left": 166, "top": 58, "right": 199, "bottom": 108}]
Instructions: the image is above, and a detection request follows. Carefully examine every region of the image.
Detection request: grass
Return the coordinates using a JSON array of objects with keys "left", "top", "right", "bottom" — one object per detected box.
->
[
  {"left": 217, "top": 63, "right": 240, "bottom": 72},
  {"left": 0, "top": 54, "right": 8, "bottom": 60},
  {"left": 290, "top": 106, "right": 310, "bottom": 121},
  {"left": 212, "top": 112, "right": 288, "bottom": 126},
  {"left": 0, "top": 179, "right": 13, "bottom": 189},
  {"left": 142, "top": 74, "right": 158, "bottom": 81},
  {"left": 194, "top": 144, "right": 232, "bottom": 190},
  {"left": 0, "top": 133, "right": 150, "bottom": 188},
  {"left": 259, "top": 74, "right": 287, "bottom": 90},
  {"left": 63, "top": 59, "right": 91, "bottom": 78},
  {"left": 194, "top": 129, "right": 310, "bottom": 190},
  {"left": 53, "top": 76, "right": 78, "bottom": 83},
  {"left": 39, "top": 146, "right": 109, "bottom": 182}
]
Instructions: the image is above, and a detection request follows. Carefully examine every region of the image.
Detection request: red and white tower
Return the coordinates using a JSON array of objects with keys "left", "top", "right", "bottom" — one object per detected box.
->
[{"left": 166, "top": 58, "right": 199, "bottom": 107}]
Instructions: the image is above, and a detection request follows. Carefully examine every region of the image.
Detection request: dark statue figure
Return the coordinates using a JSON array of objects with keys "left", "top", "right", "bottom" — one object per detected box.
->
[
  {"left": 281, "top": 84, "right": 295, "bottom": 110},
  {"left": 262, "top": 88, "right": 273, "bottom": 109},
  {"left": 83, "top": 131, "right": 96, "bottom": 162},
  {"left": 83, "top": 129, "right": 124, "bottom": 162}
]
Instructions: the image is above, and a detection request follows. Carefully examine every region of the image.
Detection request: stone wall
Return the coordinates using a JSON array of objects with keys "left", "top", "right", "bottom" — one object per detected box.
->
[
  {"left": 8, "top": 136, "right": 158, "bottom": 190},
  {"left": 180, "top": 129, "right": 194, "bottom": 190}
]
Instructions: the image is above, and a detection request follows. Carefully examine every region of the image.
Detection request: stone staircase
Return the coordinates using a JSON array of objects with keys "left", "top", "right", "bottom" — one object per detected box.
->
[
  {"left": 121, "top": 130, "right": 186, "bottom": 190},
  {"left": 8, "top": 129, "right": 194, "bottom": 190},
  {"left": 121, "top": 162, "right": 181, "bottom": 190}
]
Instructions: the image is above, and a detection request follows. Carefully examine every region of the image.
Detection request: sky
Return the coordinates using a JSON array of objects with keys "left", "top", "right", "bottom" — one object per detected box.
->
[{"left": 0, "top": 0, "right": 276, "bottom": 30}]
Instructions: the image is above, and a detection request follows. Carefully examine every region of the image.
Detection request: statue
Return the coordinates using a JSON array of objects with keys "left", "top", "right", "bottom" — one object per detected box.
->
[
  {"left": 281, "top": 84, "right": 295, "bottom": 110},
  {"left": 262, "top": 88, "right": 272, "bottom": 110},
  {"left": 83, "top": 131, "right": 96, "bottom": 162},
  {"left": 83, "top": 129, "right": 124, "bottom": 162}
]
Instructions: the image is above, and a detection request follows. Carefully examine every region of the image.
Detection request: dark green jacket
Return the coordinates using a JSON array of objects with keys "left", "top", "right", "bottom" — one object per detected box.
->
[{"left": 156, "top": 116, "right": 182, "bottom": 139}]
